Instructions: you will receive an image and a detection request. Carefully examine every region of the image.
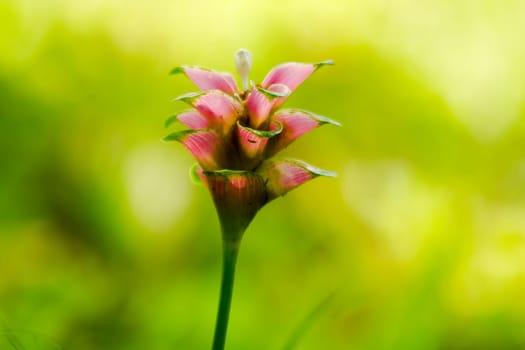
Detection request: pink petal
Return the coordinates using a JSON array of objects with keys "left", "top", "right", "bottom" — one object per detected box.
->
[
  {"left": 236, "top": 121, "right": 282, "bottom": 168},
  {"left": 171, "top": 66, "right": 238, "bottom": 95},
  {"left": 266, "top": 109, "right": 341, "bottom": 157},
  {"left": 257, "top": 159, "right": 336, "bottom": 201},
  {"left": 262, "top": 60, "right": 333, "bottom": 91},
  {"left": 237, "top": 123, "right": 269, "bottom": 159},
  {"left": 246, "top": 84, "right": 291, "bottom": 129},
  {"left": 164, "top": 130, "right": 225, "bottom": 171},
  {"left": 175, "top": 91, "right": 243, "bottom": 134},
  {"left": 176, "top": 110, "right": 210, "bottom": 129},
  {"left": 246, "top": 89, "right": 272, "bottom": 129},
  {"left": 261, "top": 61, "right": 333, "bottom": 108}
]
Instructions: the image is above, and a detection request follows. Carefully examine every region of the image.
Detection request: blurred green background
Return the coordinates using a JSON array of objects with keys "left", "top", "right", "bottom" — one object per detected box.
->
[{"left": 2, "top": 0, "right": 525, "bottom": 349}]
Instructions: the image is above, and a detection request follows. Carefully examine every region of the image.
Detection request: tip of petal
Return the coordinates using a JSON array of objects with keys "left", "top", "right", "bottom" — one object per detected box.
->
[
  {"left": 169, "top": 66, "right": 185, "bottom": 75},
  {"left": 278, "top": 108, "right": 342, "bottom": 127},
  {"left": 170, "top": 65, "right": 215, "bottom": 75},
  {"left": 257, "top": 158, "right": 337, "bottom": 200},
  {"left": 173, "top": 91, "right": 205, "bottom": 104},
  {"left": 237, "top": 120, "right": 283, "bottom": 138},
  {"left": 189, "top": 163, "right": 206, "bottom": 186},
  {"left": 290, "top": 159, "right": 338, "bottom": 178},
  {"left": 164, "top": 114, "right": 178, "bottom": 128},
  {"left": 307, "top": 111, "right": 342, "bottom": 127},
  {"left": 176, "top": 109, "right": 211, "bottom": 130},
  {"left": 235, "top": 49, "right": 253, "bottom": 90},
  {"left": 314, "top": 60, "right": 335, "bottom": 69},
  {"left": 323, "top": 118, "right": 342, "bottom": 127},
  {"left": 306, "top": 165, "right": 338, "bottom": 178},
  {"left": 163, "top": 129, "right": 195, "bottom": 142},
  {"left": 256, "top": 84, "right": 291, "bottom": 99}
]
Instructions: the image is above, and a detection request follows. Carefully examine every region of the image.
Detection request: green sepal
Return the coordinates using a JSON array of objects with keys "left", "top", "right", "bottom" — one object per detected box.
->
[
  {"left": 173, "top": 91, "right": 205, "bottom": 104},
  {"left": 314, "top": 60, "right": 335, "bottom": 70},
  {"left": 164, "top": 114, "right": 177, "bottom": 128},
  {"left": 296, "top": 160, "right": 338, "bottom": 178},
  {"left": 255, "top": 85, "right": 291, "bottom": 99},
  {"left": 257, "top": 158, "right": 337, "bottom": 201},
  {"left": 269, "top": 158, "right": 338, "bottom": 178},
  {"left": 237, "top": 120, "right": 283, "bottom": 138},
  {"left": 164, "top": 109, "right": 195, "bottom": 128},
  {"left": 170, "top": 65, "right": 214, "bottom": 75},
  {"left": 278, "top": 108, "right": 342, "bottom": 127},
  {"left": 163, "top": 129, "right": 196, "bottom": 142},
  {"left": 169, "top": 66, "right": 185, "bottom": 75},
  {"left": 189, "top": 163, "right": 204, "bottom": 185}
]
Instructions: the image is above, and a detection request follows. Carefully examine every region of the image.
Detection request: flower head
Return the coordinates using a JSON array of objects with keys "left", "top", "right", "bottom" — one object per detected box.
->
[{"left": 166, "top": 50, "right": 340, "bottom": 240}]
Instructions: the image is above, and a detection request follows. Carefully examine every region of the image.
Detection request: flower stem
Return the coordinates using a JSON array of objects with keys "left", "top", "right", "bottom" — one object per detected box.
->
[{"left": 212, "top": 239, "right": 240, "bottom": 350}]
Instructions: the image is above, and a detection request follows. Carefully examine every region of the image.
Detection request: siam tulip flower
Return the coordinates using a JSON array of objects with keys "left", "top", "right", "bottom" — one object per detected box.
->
[{"left": 165, "top": 49, "right": 340, "bottom": 350}]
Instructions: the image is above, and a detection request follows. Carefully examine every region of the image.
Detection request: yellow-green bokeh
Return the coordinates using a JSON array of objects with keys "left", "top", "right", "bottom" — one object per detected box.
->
[{"left": 1, "top": 0, "right": 525, "bottom": 349}]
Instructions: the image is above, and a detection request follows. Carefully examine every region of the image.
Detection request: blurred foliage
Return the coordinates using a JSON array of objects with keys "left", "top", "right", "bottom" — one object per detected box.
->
[{"left": 1, "top": 0, "right": 525, "bottom": 349}]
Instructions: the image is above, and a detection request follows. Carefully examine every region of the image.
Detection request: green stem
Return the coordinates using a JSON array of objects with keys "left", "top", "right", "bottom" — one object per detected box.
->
[{"left": 212, "top": 239, "right": 240, "bottom": 350}]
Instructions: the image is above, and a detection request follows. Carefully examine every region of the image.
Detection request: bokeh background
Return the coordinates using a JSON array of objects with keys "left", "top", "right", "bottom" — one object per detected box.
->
[{"left": 2, "top": 0, "right": 525, "bottom": 349}]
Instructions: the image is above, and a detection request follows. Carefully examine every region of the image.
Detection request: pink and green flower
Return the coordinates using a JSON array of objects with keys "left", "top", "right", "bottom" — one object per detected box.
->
[
  {"left": 165, "top": 49, "right": 339, "bottom": 350},
  {"left": 166, "top": 50, "right": 339, "bottom": 238}
]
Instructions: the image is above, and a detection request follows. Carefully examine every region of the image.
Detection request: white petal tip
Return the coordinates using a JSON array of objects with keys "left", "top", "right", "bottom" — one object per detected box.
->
[{"left": 235, "top": 49, "right": 253, "bottom": 90}]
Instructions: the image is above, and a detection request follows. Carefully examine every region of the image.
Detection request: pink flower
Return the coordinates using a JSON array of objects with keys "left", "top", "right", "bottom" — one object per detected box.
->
[{"left": 165, "top": 49, "right": 339, "bottom": 240}]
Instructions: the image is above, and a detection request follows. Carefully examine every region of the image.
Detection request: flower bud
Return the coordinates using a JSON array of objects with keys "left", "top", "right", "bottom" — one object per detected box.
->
[{"left": 235, "top": 49, "right": 252, "bottom": 91}]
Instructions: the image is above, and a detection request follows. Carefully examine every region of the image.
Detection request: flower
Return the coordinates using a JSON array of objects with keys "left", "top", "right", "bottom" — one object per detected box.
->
[{"left": 165, "top": 49, "right": 340, "bottom": 241}]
